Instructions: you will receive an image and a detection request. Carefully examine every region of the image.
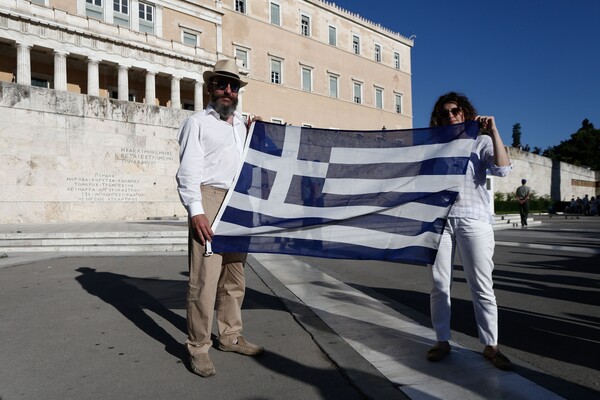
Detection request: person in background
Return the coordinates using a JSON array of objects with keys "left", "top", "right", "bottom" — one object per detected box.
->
[
  {"left": 426, "top": 92, "right": 513, "bottom": 370},
  {"left": 516, "top": 179, "right": 531, "bottom": 227},
  {"left": 176, "top": 59, "right": 263, "bottom": 378}
]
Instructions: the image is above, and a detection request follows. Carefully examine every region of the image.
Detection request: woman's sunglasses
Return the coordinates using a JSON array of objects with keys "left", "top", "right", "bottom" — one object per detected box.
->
[{"left": 440, "top": 107, "right": 462, "bottom": 117}]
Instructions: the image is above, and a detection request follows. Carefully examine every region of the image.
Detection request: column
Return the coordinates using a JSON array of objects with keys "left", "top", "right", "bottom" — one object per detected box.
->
[
  {"left": 170, "top": 75, "right": 181, "bottom": 109},
  {"left": 118, "top": 65, "right": 129, "bottom": 101},
  {"left": 53, "top": 51, "right": 68, "bottom": 91},
  {"left": 16, "top": 43, "right": 32, "bottom": 86},
  {"left": 194, "top": 80, "right": 204, "bottom": 111},
  {"left": 145, "top": 70, "right": 156, "bottom": 105},
  {"left": 87, "top": 58, "right": 100, "bottom": 96}
]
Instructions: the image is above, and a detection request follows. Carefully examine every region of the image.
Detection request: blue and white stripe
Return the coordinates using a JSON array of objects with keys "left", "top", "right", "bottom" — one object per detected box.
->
[{"left": 211, "top": 120, "right": 478, "bottom": 264}]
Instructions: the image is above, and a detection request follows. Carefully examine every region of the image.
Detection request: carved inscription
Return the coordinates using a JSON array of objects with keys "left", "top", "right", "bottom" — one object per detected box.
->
[
  {"left": 66, "top": 173, "right": 143, "bottom": 202},
  {"left": 118, "top": 147, "right": 176, "bottom": 165}
]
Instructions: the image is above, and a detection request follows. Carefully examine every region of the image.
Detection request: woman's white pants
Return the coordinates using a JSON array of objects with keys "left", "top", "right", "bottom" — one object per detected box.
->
[{"left": 430, "top": 217, "right": 498, "bottom": 345}]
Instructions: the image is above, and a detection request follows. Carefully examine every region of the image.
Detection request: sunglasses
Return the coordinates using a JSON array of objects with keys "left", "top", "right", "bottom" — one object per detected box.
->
[
  {"left": 211, "top": 79, "right": 240, "bottom": 93},
  {"left": 440, "top": 107, "right": 462, "bottom": 117}
]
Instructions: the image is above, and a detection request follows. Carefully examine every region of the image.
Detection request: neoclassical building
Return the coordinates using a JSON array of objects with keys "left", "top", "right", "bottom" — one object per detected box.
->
[
  {"left": 0, "top": 0, "right": 414, "bottom": 128},
  {"left": 0, "top": 0, "right": 414, "bottom": 223}
]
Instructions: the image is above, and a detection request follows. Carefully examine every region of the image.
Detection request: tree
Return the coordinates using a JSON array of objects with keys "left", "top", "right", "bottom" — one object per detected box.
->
[
  {"left": 543, "top": 119, "right": 600, "bottom": 170},
  {"left": 511, "top": 123, "right": 522, "bottom": 148},
  {"left": 532, "top": 146, "right": 542, "bottom": 155}
]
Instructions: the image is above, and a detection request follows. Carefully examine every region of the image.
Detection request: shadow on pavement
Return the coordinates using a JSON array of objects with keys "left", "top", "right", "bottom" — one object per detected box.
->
[{"left": 75, "top": 267, "right": 188, "bottom": 362}]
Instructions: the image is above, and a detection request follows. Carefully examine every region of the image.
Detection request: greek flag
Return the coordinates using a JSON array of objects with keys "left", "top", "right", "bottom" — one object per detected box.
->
[{"left": 210, "top": 120, "right": 478, "bottom": 264}]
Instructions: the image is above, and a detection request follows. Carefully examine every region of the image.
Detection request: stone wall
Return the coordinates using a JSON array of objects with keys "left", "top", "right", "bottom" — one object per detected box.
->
[
  {"left": 0, "top": 81, "right": 190, "bottom": 223},
  {"left": 493, "top": 147, "right": 599, "bottom": 201}
]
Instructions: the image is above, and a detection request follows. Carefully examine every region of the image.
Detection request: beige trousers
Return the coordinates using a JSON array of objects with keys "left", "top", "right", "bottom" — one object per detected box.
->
[{"left": 186, "top": 186, "right": 247, "bottom": 355}]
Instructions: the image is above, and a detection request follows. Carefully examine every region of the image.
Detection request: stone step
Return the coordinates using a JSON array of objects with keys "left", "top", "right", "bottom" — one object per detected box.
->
[{"left": 0, "top": 231, "right": 187, "bottom": 253}]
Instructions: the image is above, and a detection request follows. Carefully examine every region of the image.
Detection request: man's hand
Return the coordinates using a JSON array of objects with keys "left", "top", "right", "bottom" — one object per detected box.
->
[
  {"left": 246, "top": 115, "right": 263, "bottom": 132},
  {"left": 190, "top": 214, "right": 213, "bottom": 246}
]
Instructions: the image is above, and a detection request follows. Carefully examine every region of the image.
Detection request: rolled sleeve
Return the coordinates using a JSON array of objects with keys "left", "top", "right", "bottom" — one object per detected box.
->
[{"left": 488, "top": 163, "right": 512, "bottom": 177}]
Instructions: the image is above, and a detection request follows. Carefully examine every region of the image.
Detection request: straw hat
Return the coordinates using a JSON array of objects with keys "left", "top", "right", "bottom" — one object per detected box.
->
[{"left": 203, "top": 59, "right": 248, "bottom": 87}]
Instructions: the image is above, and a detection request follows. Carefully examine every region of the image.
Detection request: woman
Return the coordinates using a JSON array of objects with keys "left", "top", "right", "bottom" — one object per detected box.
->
[{"left": 427, "top": 92, "right": 513, "bottom": 370}]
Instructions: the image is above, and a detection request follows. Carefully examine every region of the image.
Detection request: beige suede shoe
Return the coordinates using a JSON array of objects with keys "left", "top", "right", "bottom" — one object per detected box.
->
[
  {"left": 219, "top": 336, "right": 264, "bottom": 356},
  {"left": 189, "top": 353, "right": 216, "bottom": 377}
]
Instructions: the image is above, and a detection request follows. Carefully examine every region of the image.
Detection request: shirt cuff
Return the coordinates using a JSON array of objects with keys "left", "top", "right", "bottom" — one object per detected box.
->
[{"left": 187, "top": 201, "right": 205, "bottom": 217}]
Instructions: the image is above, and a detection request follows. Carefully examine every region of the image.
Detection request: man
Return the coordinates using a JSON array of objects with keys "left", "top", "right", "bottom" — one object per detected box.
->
[
  {"left": 176, "top": 59, "right": 263, "bottom": 378},
  {"left": 515, "top": 178, "right": 531, "bottom": 227}
]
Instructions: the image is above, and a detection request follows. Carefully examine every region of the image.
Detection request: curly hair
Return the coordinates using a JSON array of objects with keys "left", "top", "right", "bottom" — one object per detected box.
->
[{"left": 429, "top": 92, "right": 478, "bottom": 127}]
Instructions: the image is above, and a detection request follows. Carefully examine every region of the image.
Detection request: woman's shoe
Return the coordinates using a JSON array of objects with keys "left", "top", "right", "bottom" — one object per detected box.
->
[
  {"left": 483, "top": 346, "right": 513, "bottom": 371},
  {"left": 427, "top": 341, "right": 451, "bottom": 362}
]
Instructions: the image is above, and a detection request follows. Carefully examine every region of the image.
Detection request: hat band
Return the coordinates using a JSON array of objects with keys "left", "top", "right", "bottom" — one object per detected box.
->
[{"left": 213, "top": 71, "right": 241, "bottom": 81}]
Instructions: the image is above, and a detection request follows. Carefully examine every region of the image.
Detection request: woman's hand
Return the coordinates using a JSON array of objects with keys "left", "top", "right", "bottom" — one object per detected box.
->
[{"left": 475, "top": 115, "right": 497, "bottom": 135}]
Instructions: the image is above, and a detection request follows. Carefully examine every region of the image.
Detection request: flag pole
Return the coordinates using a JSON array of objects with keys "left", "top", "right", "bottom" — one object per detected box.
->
[{"left": 204, "top": 242, "right": 213, "bottom": 257}]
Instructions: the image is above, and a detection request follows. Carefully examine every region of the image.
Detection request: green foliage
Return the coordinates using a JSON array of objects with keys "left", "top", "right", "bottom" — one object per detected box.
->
[
  {"left": 512, "top": 123, "right": 522, "bottom": 148},
  {"left": 494, "top": 191, "right": 553, "bottom": 213},
  {"left": 543, "top": 119, "right": 600, "bottom": 170}
]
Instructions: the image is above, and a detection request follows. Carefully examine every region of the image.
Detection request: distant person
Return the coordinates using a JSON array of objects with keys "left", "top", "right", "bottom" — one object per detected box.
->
[
  {"left": 515, "top": 179, "right": 531, "bottom": 227},
  {"left": 582, "top": 194, "right": 590, "bottom": 215},
  {"left": 568, "top": 197, "right": 576, "bottom": 213},
  {"left": 426, "top": 92, "right": 513, "bottom": 370},
  {"left": 590, "top": 196, "right": 598, "bottom": 216},
  {"left": 176, "top": 59, "right": 263, "bottom": 378}
]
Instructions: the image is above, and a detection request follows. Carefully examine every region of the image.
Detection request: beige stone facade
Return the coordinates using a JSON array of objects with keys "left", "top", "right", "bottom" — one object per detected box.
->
[{"left": 0, "top": 0, "right": 413, "bottom": 125}]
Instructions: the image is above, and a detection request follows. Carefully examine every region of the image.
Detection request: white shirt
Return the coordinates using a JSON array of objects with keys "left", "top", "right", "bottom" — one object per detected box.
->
[
  {"left": 449, "top": 134, "right": 512, "bottom": 224},
  {"left": 176, "top": 105, "right": 247, "bottom": 217}
]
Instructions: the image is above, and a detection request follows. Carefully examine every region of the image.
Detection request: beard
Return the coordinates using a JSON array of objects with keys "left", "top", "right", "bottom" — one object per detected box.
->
[{"left": 209, "top": 92, "right": 238, "bottom": 119}]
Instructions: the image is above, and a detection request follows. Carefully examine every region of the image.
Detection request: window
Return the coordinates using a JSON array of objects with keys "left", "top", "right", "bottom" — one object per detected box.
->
[
  {"left": 86, "top": 0, "right": 103, "bottom": 19},
  {"left": 235, "top": 0, "right": 245, "bottom": 13},
  {"left": 301, "top": 14, "right": 310, "bottom": 37},
  {"left": 375, "top": 44, "right": 381, "bottom": 62},
  {"left": 270, "top": 58, "right": 282, "bottom": 84},
  {"left": 328, "top": 74, "right": 338, "bottom": 98},
  {"left": 270, "top": 2, "right": 280, "bottom": 26},
  {"left": 182, "top": 31, "right": 198, "bottom": 47},
  {"left": 31, "top": 77, "right": 50, "bottom": 88},
  {"left": 113, "top": 0, "right": 129, "bottom": 27},
  {"left": 235, "top": 48, "right": 248, "bottom": 68},
  {"left": 395, "top": 93, "right": 403, "bottom": 114},
  {"left": 301, "top": 67, "right": 312, "bottom": 92},
  {"left": 394, "top": 52, "right": 400, "bottom": 70},
  {"left": 353, "top": 81, "right": 362, "bottom": 104},
  {"left": 328, "top": 25, "right": 337, "bottom": 46},
  {"left": 375, "top": 87, "right": 383, "bottom": 109},
  {"left": 352, "top": 35, "right": 360, "bottom": 55},
  {"left": 139, "top": 2, "right": 154, "bottom": 34},
  {"left": 113, "top": 0, "right": 128, "bottom": 13}
]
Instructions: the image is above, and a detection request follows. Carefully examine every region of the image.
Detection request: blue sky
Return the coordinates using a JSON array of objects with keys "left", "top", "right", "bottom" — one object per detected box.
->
[{"left": 333, "top": 0, "right": 600, "bottom": 150}]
